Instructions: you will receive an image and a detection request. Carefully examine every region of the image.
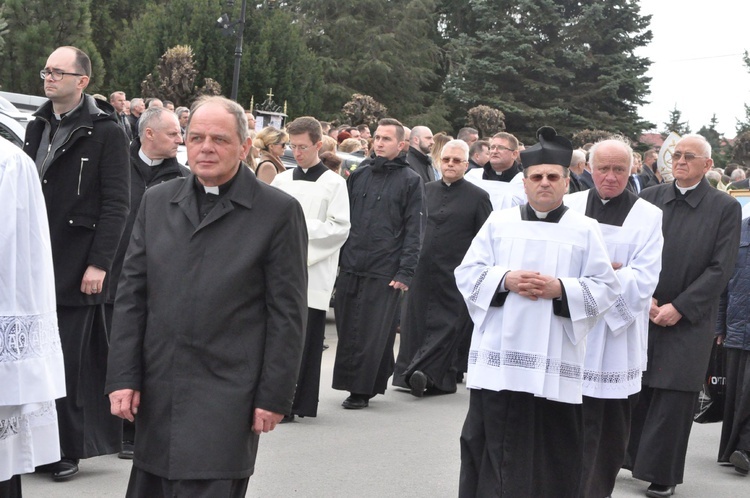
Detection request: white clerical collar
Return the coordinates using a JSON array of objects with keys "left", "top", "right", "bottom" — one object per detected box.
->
[
  {"left": 204, "top": 185, "right": 219, "bottom": 195},
  {"left": 301, "top": 167, "right": 309, "bottom": 174},
  {"left": 599, "top": 198, "right": 611, "bottom": 205},
  {"left": 675, "top": 180, "right": 700, "bottom": 195},
  {"left": 532, "top": 207, "right": 550, "bottom": 219},
  {"left": 139, "top": 148, "right": 164, "bottom": 167}
]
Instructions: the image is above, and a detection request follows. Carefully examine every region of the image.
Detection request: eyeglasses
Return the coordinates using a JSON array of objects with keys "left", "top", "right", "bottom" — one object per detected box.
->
[
  {"left": 489, "top": 145, "right": 515, "bottom": 152},
  {"left": 527, "top": 173, "right": 563, "bottom": 183},
  {"left": 441, "top": 157, "right": 467, "bottom": 165},
  {"left": 40, "top": 69, "right": 85, "bottom": 81},
  {"left": 274, "top": 142, "right": 288, "bottom": 147},
  {"left": 288, "top": 144, "right": 312, "bottom": 152},
  {"left": 671, "top": 151, "right": 707, "bottom": 162}
]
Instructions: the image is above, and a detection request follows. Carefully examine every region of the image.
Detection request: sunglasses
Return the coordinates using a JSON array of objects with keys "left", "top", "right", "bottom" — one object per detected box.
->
[{"left": 527, "top": 173, "right": 563, "bottom": 182}]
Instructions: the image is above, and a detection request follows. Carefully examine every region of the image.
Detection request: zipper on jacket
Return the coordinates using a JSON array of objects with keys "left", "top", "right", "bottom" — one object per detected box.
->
[{"left": 78, "top": 158, "right": 89, "bottom": 195}]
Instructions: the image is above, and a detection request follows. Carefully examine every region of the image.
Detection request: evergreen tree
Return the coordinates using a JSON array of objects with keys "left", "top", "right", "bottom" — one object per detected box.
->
[
  {"left": 0, "top": 0, "right": 105, "bottom": 94},
  {"left": 291, "top": 0, "right": 441, "bottom": 122},
  {"left": 662, "top": 105, "right": 690, "bottom": 136},
  {"left": 736, "top": 51, "right": 750, "bottom": 135},
  {"left": 698, "top": 114, "right": 728, "bottom": 169},
  {"left": 442, "top": 0, "right": 652, "bottom": 143}
]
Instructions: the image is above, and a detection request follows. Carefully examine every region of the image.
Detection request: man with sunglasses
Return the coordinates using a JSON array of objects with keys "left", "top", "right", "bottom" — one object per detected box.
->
[
  {"left": 455, "top": 127, "right": 620, "bottom": 497},
  {"left": 625, "top": 134, "right": 741, "bottom": 498},
  {"left": 565, "top": 137, "right": 664, "bottom": 498},
  {"left": 23, "top": 46, "right": 130, "bottom": 480}
]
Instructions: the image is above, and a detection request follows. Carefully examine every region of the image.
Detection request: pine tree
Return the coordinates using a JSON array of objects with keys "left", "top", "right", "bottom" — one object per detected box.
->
[
  {"left": 662, "top": 105, "right": 691, "bottom": 136},
  {"left": 0, "top": 0, "right": 105, "bottom": 94}
]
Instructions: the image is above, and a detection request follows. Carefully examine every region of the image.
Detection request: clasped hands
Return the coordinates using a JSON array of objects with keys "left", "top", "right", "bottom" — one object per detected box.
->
[
  {"left": 504, "top": 270, "right": 562, "bottom": 301},
  {"left": 649, "top": 298, "right": 682, "bottom": 327}
]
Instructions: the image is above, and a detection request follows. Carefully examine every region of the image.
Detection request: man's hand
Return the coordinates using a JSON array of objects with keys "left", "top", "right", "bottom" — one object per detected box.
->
[
  {"left": 612, "top": 262, "right": 623, "bottom": 270},
  {"left": 505, "top": 271, "right": 561, "bottom": 300},
  {"left": 717, "top": 335, "right": 725, "bottom": 345},
  {"left": 649, "top": 298, "right": 660, "bottom": 321},
  {"left": 81, "top": 265, "right": 106, "bottom": 295},
  {"left": 651, "top": 303, "right": 682, "bottom": 327},
  {"left": 253, "top": 408, "right": 283, "bottom": 435},
  {"left": 109, "top": 389, "right": 140, "bottom": 422},
  {"left": 389, "top": 280, "right": 409, "bottom": 292}
]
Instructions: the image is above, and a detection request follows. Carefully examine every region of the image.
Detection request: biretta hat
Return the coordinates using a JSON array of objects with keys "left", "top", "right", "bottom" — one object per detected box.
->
[{"left": 520, "top": 126, "right": 573, "bottom": 169}]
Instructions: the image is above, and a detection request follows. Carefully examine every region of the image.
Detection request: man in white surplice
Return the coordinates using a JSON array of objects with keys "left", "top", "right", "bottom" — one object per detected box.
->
[
  {"left": 565, "top": 137, "right": 663, "bottom": 498},
  {"left": 0, "top": 137, "right": 66, "bottom": 496},
  {"left": 455, "top": 127, "right": 620, "bottom": 498}
]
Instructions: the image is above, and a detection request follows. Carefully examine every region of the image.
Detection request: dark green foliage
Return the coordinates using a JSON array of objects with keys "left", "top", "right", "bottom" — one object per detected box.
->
[
  {"left": 572, "top": 129, "right": 614, "bottom": 148},
  {"left": 662, "top": 105, "right": 691, "bottom": 136},
  {"left": 0, "top": 0, "right": 105, "bottom": 93}
]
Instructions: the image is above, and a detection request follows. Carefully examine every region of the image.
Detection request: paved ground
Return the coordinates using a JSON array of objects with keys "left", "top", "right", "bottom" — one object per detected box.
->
[{"left": 23, "top": 315, "right": 748, "bottom": 497}]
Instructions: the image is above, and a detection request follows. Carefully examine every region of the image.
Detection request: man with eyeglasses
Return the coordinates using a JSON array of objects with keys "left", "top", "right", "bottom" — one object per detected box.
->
[
  {"left": 455, "top": 127, "right": 620, "bottom": 497},
  {"left": 271, "top": 117, "right": 350, "bottom": 421},
  {"left": 465, "top": 131, "right": 525, "bottom": 210},
  {"left": 393, "top": 139, "right": 491, "bottom": 397},
  {"left": 565, "top": 137, "right": 664, "bottom": 498},
  {"left": 23, "top": 46, "right": 130, "bottom": 481},
  {"left": 625, "top": 134, "right": 741, "bottom": 498}
]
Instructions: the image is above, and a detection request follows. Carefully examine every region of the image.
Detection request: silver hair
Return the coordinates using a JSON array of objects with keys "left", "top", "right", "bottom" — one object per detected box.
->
[
  {"left": 441, "top": 139, "right": 470, "bottom": 161},
  {"left": 188, "top": 96, "right": 249, "bottom": 143},
  {"left": 569, "top": 149, "right": 586, "bottom": 167},
  {"left": 138, "top": 106, "right": 172, "bottom": 139},
  {"left": 679, "top": 133, "right": 712, "bottom": 158},
  {"left": 175, "top": 106, "right": 189, "bottom": 119},
  {"left": 588, "top": 135, "right": 634, "bottom": 171}
]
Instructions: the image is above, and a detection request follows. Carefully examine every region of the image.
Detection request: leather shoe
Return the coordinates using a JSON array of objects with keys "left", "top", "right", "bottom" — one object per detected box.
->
[
  {"left": 645, "top": 483, "right": 675, "bottom": 497},
  {"left": 51, "top": 458, "right": 79, "bottom": 481},
  {"left": 409, "top": 370, "right": 427, "bottom": 398},
  {"left": 730, "top": 449, "right": 750, "bottom": 475},
  {"left": 118, "top": 441, "right": 134, "bottom": 460},
  {"left": 341, "top": 395, "right": 369, "bottom": 409},
  {"left": 280, "top": 414, "right": 295, "bottom": 423}
]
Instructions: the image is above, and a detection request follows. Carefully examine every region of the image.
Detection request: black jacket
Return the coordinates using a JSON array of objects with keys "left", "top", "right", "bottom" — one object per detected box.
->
[
  {"left": 107, "top": 139, "right": 190, "bottom": 302},
  {"left": 24, "top": 94, "right": 130, "bottom": 306},
  {"left": 717, "top": 218, "right": 750, "bottom": 351},
  {"left": 340, "top": 155, "right": 425, "bottom": 286},
  {"left": 406, "top": 146, "right": 435, "bottom": 183}
]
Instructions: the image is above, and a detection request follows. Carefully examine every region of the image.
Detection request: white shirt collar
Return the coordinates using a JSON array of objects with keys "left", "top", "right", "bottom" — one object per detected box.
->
[{"left": 138, "top": 148, "right": 164, "bottom": 167}]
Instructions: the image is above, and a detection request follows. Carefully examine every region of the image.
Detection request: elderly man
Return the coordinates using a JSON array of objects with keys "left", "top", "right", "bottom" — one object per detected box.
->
[
  {"left": 110, "top": 91, "right": 133, "bottom": 141},
  {"left": 272, "top": 117, "right": 350, "bottom": 420},
  {"left": 105, "top": 96, "right": 307, "bottom": 497},
  {"left": 105, "top": 106, "right": 188, "bottom": 459},
  {"left": 565, "top": 138, "right": 664, "bottom": 498},
  {"left": 175, "top": 107, "right": 190, "bottom": 138},
  {"left": 455, "top": 127, "right": 620, "bottom": 497},
  {"left": 626, "top": 134, "right": 741, "bottom": 498},
  {"left": 333, "top": 118, "right": 425, "bottom": 409},
  {"left": 406, "top": 125, "right": 435, "bottom": 183},
  {"left": 393, "top": 139, "right": 491, "bottom": 397},
  {"left": 24, "top": 45, "right": 130, "bottom": 480},
  {"left": 128, "top": 98, "right": 145, "bottom": 137},
  {"left": 465, "top": 132, "right": 525, "bottom": 210}
]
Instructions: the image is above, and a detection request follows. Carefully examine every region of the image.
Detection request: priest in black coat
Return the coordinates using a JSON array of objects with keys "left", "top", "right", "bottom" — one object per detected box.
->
[
  {"left": 626, "top": 134, "right": 741, "bottom": 498},
  {"left": 106, "top": 97, "right": 307, "bottom": 497},
  {"left": 393, "top": 140, "right": 492, "bottom": 396}
]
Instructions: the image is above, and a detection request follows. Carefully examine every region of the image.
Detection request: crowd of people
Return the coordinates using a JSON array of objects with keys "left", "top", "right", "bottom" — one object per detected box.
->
[{"left": 2, "top": 44, "right": 750, "bottom": 498}]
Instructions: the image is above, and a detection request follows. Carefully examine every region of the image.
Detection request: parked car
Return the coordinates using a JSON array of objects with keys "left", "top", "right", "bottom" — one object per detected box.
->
[{"left": 0, "top": 96, "right": 32, "bottom": 147}]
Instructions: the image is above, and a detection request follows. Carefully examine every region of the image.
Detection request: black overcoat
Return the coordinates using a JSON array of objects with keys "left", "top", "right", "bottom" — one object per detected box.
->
[
  {"left": 105, "top": 165, "right": 308, "bottom": 480},
  {"left": 23, "top": 95, "right": 130, "bottom": 306},
  {"left": 640, "top": 178, "right": 741, "bottom": 391}
]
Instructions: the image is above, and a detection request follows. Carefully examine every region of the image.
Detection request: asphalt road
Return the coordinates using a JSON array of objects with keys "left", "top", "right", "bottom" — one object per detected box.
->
[{"left": 22, "top": 315, "right": 748, "bottom": 497}]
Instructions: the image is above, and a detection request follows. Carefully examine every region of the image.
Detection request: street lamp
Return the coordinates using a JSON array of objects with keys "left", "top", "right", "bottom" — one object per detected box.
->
[{"left": 216, "top": 0, "right": 247, "bottom": 101}]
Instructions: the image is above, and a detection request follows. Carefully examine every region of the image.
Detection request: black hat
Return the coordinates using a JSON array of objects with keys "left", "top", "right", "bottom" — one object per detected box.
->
[{"left": 520, "top": 127, "right": 573, "bottom": 169}]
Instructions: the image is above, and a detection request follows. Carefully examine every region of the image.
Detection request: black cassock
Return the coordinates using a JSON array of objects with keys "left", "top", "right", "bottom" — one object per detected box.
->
[{"left": 393, "top": 178, "right": 491, "bottom": 393}]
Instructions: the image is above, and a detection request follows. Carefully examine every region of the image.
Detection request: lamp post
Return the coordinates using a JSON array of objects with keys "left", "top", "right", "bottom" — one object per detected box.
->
[{"left": 217, "top": 0, "right": 247, "bottom": 102}]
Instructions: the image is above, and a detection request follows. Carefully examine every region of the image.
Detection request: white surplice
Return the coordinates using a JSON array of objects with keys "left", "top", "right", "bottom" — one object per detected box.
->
[
  {"left": 0, "top": 138, "right": 66, "bottom": 480},
  {"left": 464, "top": 168, "right": 526, "bottom": 211},
  {"left": 565, "top": 192, "right": 663, "bottom": 398},
  {"left": 455, "top": 206, "right": 620, "bottom": 404}
]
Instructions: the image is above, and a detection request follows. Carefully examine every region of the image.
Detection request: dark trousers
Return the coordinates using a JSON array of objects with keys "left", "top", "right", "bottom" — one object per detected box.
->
[
  {"left": 0, "top": 475, "right": 21, "bottom": 498},
  {"left": 626, "top": 386, "right": 697, "bottom": 485},
  {"left": 459, "top": 389, "right": 583, "bottom": 498},
  {"left": 580, "top": 394, "right": 638, "bottom": 498},
  {"left": 291, "top": 308, "right": 327, "bottom": 417},
  {"left": 719, "top": 348, "right": 750, "bottom": 461},
  {"left": 126, "top": 466, "right": 249, "bottom": 498},
  {"left": 57, "top": 305, "right": 120, "bottom": 459}
]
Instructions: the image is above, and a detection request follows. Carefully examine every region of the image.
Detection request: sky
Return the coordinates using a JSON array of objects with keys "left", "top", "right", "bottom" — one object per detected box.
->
[{"left": 636, "top": 0, "right": 749, "bottom": 137}]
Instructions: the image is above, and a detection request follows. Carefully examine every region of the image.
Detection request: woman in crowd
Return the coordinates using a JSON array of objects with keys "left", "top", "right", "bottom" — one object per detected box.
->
[{"left": 252, "top": 126, "right": 288, "bottom": 184}]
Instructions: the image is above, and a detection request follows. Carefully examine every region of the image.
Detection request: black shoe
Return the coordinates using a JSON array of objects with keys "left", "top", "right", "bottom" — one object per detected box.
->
[
  {"left": 645, "top": 483, "right": 675, "bottom": 497},
  {"left": 51, "top": 458, "right": 79, "bottom": 481},
  {"left": 280, "top": 414, "right": 296, "bottom": 423},
  {"left": 342, "top": 395, "right": 369, "bottom": 409},
  {"left": 322, "top": 343, "right": 329, "bottom": 350},
  {"left": 456, "top": 372, "right": 464, "bottom": 383},
  {"left": 409, "top": 370, "right": 427, "bottom": 398},
  {"left": 118, "top": 441, "right": 135, "bottom": 460},
  {"left": 730, "top": 449, "right": 750, "bottom": 475}
]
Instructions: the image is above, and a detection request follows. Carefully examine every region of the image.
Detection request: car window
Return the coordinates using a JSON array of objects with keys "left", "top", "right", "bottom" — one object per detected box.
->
[{"left": 0, "top": 123, "right": 23, "bottom": 147}]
